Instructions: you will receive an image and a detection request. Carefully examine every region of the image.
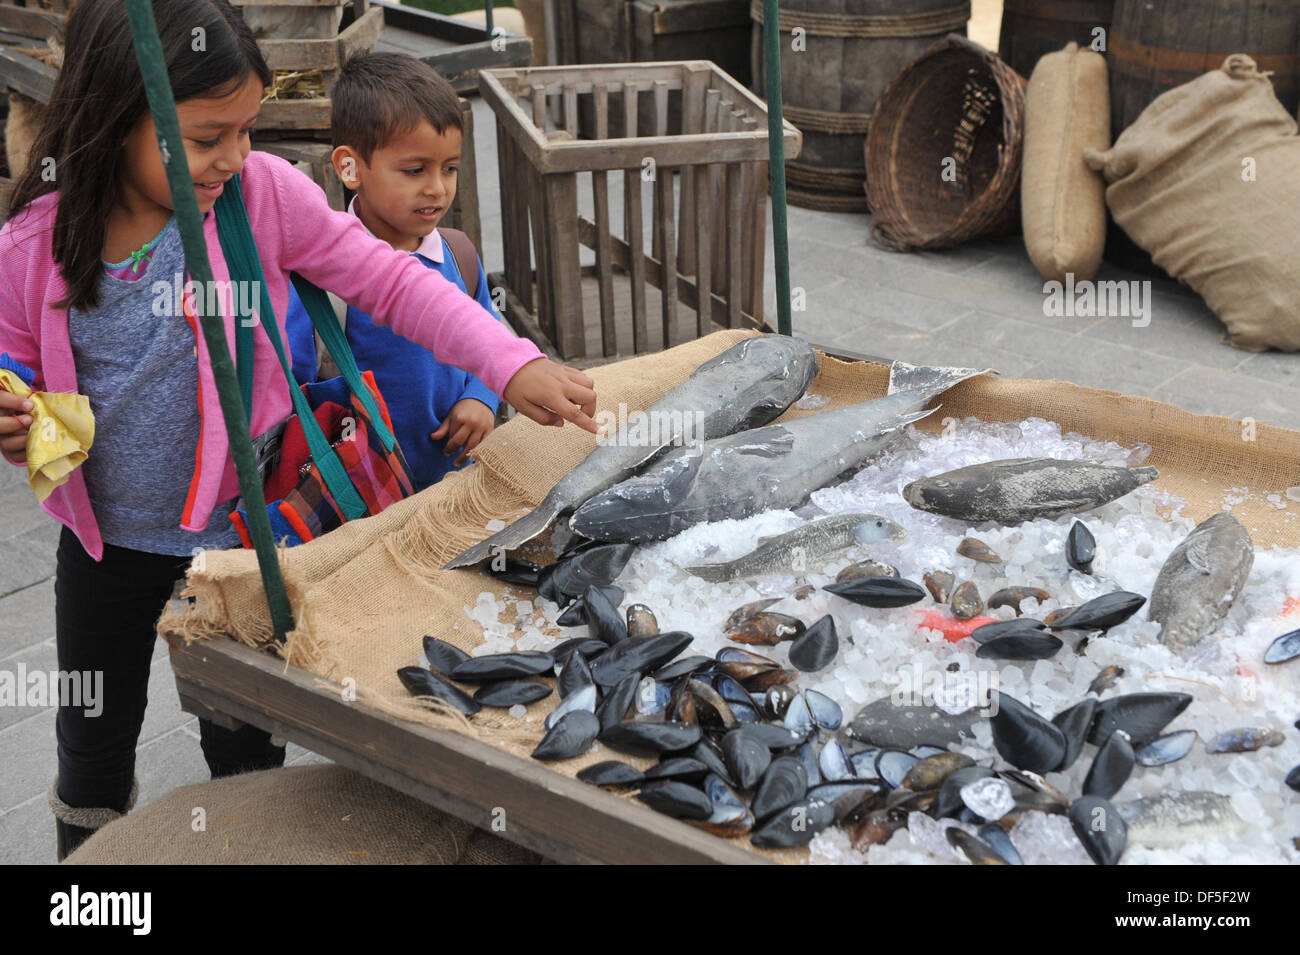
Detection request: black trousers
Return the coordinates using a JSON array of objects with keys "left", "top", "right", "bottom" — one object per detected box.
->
[{"left": 54, "top": 526, "right": 285, "bottom": 812}]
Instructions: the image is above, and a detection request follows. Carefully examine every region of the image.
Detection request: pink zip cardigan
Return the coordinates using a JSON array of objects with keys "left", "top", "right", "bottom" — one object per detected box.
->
[{"left": 0, "top": 149, "right": 544, "bottom": 560}]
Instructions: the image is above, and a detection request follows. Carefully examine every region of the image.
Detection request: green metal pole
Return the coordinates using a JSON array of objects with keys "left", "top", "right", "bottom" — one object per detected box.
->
[
  {"left": 124, "top": 0, "right": 295, "bottom": 644},
  {"left": 763, "top": 0, "right": 793, "bottom": 337},
  {"left": 484, "top": 0, "right": 494, "bottom": 38}
]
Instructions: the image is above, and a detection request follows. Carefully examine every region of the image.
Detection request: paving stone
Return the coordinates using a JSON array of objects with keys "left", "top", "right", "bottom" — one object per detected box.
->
[
  {"left": 0, "top": 577, "right": 55, "bottom": 657},
  {"left": 0, "top": 522, "right": 60, "bottom": 598},
  {"left": 1026, "top": 338, "right": 1192, "bottom": 395},
  {"left": 943, "top": 310, "right": 1096, "bottom": 367},
  {"left": 0, "top": 707, "right": 57, "bottom": 813},
  {"left": 138, "top": 651, "right": 198, "bottom": 747},
  {"left": 0, "top": 483, "right": 51, "bottom": 542},
  {"left": 134, "top": 725, "right": 213, "bottom": 815},
  {"left": 0, "top": 638, "right": 59, "bottom": 733},
  {"left": 1152, "top": 367, "right": 1300, "bottom": 430},
  {"left": 1234, "top": 349, "right": 1300, "bottom": 392},
  {"left": 0, "top": 795, "right": 56, "bottom": 865},
  {"left": 1081, "top": 307, "right": 1250, "bottom": 372}
]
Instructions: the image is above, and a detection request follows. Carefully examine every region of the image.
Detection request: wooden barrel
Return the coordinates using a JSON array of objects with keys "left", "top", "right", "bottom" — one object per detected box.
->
[
  {"left": 998, "top": 0, "right": 1115, "bottom": 79},
  {"left": 1109, "top": 0, "right": 1300, "bottom": 142},
  {"left": 750, "top": 0, "right": 971, "bottom": 213}
]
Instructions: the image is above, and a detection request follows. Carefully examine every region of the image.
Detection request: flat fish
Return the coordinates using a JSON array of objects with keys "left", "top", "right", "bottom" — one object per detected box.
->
[
  {"left": 686, "top": 513, "right": 907, "bottom": 582},
  {"left": 571, "top": 364, "right": 992, "bottom": 543},
  {"left": 1148, "top": 512, "right": 1254, "bottom": 653},
  {"left": 444, "top": 334, "right": 819, "bottom": 567},
  {"left": 1115, "top": 791, "right": 1246, "bottom": 849},
  {"left": 902, "top": 458, "right": 1159, "bottom": 524}
]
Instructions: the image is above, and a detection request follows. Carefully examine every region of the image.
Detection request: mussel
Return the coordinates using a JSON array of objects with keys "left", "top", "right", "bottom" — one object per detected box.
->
[
  {"left": 1069, "top": 795, "right": 1127, "bottom": 866},
  {"left": 988, "top": 587, "right": 1051, "bottom": 616},
  {"left": 487, "top": 557, "right": 542, "bottom": 589},
  {"left": 396, "top": 666, "right": 481, "bottom": 716},
  {"left": 556, "top": 652, "right": 594, "bottom": 699},
  {"left": 824, "top": 576, "right": 927, "bottom": 608},
  {"left": 1134, "top": 729, "right": 1197, "bottom": 766},
  {"left": 837, "top": 559, "right": 900, "bottom": 582},
  {"left": 957, "top": 537, "right": 1002, "bottom": 564},
  {"left": 989, "top": 692, "right": 1066, "bottom": 775},
  {"left": 637, "top": 780, "right": 712, "bottom": 820},
  {"left": 690, "top": 774, "right": 753, "bottom": 836},
  {"left": 1051, "top": 697, "right": 1098, "bottom": 772},
  {"left": 599, "top": 720, "right": 702, "bottom": 755},
  {"left": 473, "top": 680, "right": 553, "bottom": 707},
  {"left": 924, "top": 570, "right": 955, "bottom": 603},
  {"left": 584, "top": 584, "right": 628, "bottom": 645},
  {"left": 722, "top": 728, "right": 771, "bottom": 790},
  {"left": 749, "top": 797, "right": 836, "bottom": 848},
  {"left": 1087, "top": 692, "right": 1192, "bottom": 746},
  {"left": 726, "top": 611, "right": 805, "bottom": 646},
  {"left": 817, "top": 739, "right": 853, "bottom": 782},
  {"left": 577, "top": 760, "right": 645, "bottom": 789},
  {"left": 422, "top": 636, "right": 471, "bottom": 675},
  {"left": 1083, "top": 730, "right": 1135, "bottom": 799},
  {"left": 950, "top": 581, "right": 984, "bottom": 620},
  {"left": 976, "top": 632, "right": 1063, "bottom": 660},
  {"left": 589, "top": 631, "right": 694, "bottom": 688},
  {"left": 451, "top": 650, "right": 554, "bottom": 683},
  {"left": 788, "top": 614, "right": 839, "bottom": 672},
  {"left": 532, "top": 710, "right": 600, "bottom": 760},
  {"left": 947, "top": 827, "right": 1008, "bottom": 865},
  {"left": 1066, "top": 521, "right": 1096, "bottom": 574},
  {"left": 1264, "top": 628, "right": 1300, "bottom": 665},
  {"left": 546, "top": 682, "right": 598, "bottom": 730},
  {"left": 751, "top": 756, "right": 808, "bottom": 822},
  {"left": 626, "top": 603, "right": 659, "bottom": 638},
  {"left": 1047, "top": 591, "right": 1146, "bottom": 633},
  {"left": 594, "top": 674, "right": 637, "bottom": 731}
]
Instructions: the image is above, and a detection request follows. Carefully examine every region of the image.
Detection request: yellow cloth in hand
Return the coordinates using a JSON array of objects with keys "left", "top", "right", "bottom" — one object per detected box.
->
[{"left": 0, "top": 369, "right": 95, "bottom": 501}]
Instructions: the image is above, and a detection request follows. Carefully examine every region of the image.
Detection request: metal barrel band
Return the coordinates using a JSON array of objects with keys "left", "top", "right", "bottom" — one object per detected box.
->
[
  {"left": 781, "top": 101, "right": 873, "bottom": 135},
  {"left": 750, "top": 1, "right": 971, "bottom": 38}
]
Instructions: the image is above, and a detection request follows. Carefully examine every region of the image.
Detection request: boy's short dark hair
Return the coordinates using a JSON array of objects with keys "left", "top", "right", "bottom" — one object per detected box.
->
[{"left": 332, "top": 52, "right": 462, "bottom": 163}]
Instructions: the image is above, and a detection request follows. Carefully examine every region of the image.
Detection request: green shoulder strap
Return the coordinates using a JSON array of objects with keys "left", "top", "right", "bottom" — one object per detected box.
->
[{"left": 213, "top": 174, "right": 386, "bottom": 522}]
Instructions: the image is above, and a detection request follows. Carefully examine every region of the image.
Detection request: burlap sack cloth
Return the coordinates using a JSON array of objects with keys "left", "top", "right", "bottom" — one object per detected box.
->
[
  {"left": 65, "top": 765, "right": 541, "bottom": 864},
  {"left": 1085, "top": 55, "right": 1300, "bottom": 351},
  {"left": 1021, "top": 42, "right": 1109, "bottom": 284},
  {"left": 159, "top": 329, "right": 1300, "bottom": 858}
]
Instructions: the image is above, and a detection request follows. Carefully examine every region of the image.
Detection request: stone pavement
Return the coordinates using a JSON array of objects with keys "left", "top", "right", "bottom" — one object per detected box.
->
[{"left": 2, "top": 95, "right": 1296, "bottom": 865}]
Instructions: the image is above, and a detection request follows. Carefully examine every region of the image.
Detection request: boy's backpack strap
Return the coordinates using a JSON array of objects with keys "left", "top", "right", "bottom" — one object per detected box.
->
[
  {"left": 315, "top": 292, "right": 347, "bottom": 380},
  {"left": 439, "top": 226, "right": 481, "bottom": 299}
]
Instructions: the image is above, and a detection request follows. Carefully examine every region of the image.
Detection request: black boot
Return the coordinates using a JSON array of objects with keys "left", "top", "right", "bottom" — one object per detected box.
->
[{"left": 49, "top": 776, "right": 138, "bottom": 863}]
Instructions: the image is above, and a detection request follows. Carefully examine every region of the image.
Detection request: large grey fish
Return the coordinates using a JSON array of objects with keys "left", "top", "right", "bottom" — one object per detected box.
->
[
  {"left": 569, "top": 365, "right": 991, "bottom": 543},
  {"left": 684, "top": 513, "right": 907, "bottom": 582},
  {"left": 1115, "top": 791, "right": 1245, "bottom": 849},
  {"left": 1148, "top": 511, "right": 1253, "bottom": 652},
  {"left": 902, "top": 458, "right": 1159, "bottom": 524},
  {"left": 443, "top": 335, "right": 819, "bottom": 568}
]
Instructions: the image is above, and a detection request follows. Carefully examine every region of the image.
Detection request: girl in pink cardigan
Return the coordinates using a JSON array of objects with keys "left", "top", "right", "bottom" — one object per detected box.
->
[{"left": 0, "top": 0, "right": 597, "bottom": 859}]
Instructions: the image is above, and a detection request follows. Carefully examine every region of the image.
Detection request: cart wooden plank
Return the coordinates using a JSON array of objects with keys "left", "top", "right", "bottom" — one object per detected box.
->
[{"left": 165, "top": 633, "right": 767, "bottom": 865}]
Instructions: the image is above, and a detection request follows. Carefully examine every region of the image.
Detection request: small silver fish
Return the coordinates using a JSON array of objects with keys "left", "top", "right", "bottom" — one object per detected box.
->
[
  {"left": 1115, "top": 792, "right": 1245, "bottom": 849},
  {"left": 685, "top": 514, "right": 906, "bottom": 583},
  {"left": 1149, "top": 512, "right": 1254, "bottom": 653}
]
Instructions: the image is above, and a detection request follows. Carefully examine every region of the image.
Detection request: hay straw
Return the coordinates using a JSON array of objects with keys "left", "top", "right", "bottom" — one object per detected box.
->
[{"left": 262, "top": 70, "right": 327, "bottom": 103}]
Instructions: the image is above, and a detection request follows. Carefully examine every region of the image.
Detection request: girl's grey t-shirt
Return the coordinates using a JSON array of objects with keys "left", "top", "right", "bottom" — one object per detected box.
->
[{"left": 68, "top": 217, "right": 242, "bottom": 556}]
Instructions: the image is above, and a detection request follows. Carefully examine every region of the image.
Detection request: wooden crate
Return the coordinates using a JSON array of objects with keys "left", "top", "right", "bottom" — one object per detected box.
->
[
  {"left": 372, "top": 0, "right": 532, "bottom": 94},
  {"left": 479, "top": 60, "right": 800, "bottom": 361},
  {"left": 0, "top": 0, "right": 66, "bottom": 43},
  {"left": 253, "top": 95, "right": 483, "bottom": 253},
  {"left": 552, "top": 0, "right": 752, "bottom": 137},
  {"left": 243, "top": 0, "right": 386, "bottom": 133}
]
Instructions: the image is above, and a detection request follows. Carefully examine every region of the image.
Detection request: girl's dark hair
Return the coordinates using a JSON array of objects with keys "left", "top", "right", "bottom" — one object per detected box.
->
[{"left": 9, "top": 0, "right": 271, "bottom": 313}]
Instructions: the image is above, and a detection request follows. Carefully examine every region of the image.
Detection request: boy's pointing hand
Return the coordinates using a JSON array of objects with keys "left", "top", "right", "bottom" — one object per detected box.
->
[{"left": 503, "top": 359, "right": 601, "bottom": 436}]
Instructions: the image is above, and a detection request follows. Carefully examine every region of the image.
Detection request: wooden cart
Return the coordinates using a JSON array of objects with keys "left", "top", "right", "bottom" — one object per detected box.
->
[
  {"left": 372, "top": 0, "right": 532, "bottom": 94},
  {"left": 165, "top": 621, "right": 766, "bottom": 865}
]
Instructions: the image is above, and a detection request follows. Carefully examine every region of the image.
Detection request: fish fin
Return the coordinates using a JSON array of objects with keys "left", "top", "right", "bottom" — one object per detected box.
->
[
  {"left": 443, "top": 500, "right": 561, "bottom": 569},
  {"left": 1183, "top": 534, "right": 1214, "bottom": 575},
  {"left": 656, "top": 448, "right": 705, "bottom": 505},
  {"left": 887, "top": 361, "right": 996, "bottom": 397}
]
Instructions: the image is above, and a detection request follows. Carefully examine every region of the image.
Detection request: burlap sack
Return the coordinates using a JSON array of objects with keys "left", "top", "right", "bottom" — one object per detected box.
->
[
  {"left": 1084, "top": 55, "right": 1300, "bottom": 351},
  {"left": 66, "top": 765, "right": 542, "bottom": 864},
  {"left": 1021, "top": 42, "right": 1109, "bottom": 284},
  {"left": 159, "top": 330, "right": 1300, "bottom": 862}
]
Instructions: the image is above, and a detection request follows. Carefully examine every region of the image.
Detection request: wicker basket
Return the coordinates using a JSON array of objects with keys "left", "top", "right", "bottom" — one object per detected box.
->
[{"left": 864, "top": 34, "right": 1027, "bottom": 251}]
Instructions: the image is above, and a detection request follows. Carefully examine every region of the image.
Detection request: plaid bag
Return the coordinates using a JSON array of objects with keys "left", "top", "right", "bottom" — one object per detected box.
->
[{"left": 214, "top": 174, "right": 415, "bottom": 548}]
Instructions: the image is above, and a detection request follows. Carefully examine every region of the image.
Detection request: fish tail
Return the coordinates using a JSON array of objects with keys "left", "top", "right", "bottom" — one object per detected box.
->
[
  {"left": 442, "top": 500, "right": 563, "bottom": 569},
  {"left": 685, "top": 562, "right": 733, "bottom": 583}
]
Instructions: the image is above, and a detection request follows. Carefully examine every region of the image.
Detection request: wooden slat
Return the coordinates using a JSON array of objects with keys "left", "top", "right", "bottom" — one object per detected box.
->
[
  {"left": 489, "top": 272, "right": 562, "bottom": 361},
  {"left": 451, "top": 96, "right": 481, "bottom": 254},
  {"left": 750, "top": 159, "right": 769, "bottom": 329},
  {"left": 527, "top": 161, "right": 556, "bottom": 345},
  {"left": 562, "top": 83, "right": 578, "bottom": 137},
  {"left": 166, "top": 636, "right": 764, "bottom": 864},
  {"left": 531, "top": 83, "right": 548, "bottom": 130},
  {"left": 725, "top": 113, "right": 745, "bottom": 328},
  {"left": 622, "top": 80, "right": 648, "bottom": 353},
  {"left": 256, "top": 98, "right": 333, "bottom": 130},
  {"left": 338, "top": 3, "right": 386, "bottom": 61},
  {"left": 372, "top": 0, "right": 487, "bottom": 44},
  {"left": 496, "top": 117, "right": 532, "bottom": 314},
  {"left": 675, "top": 63, "right": 707, "bottom": 277},
  {"left": 650, "top": 79, "right": 669, "bottom": 263},
  {"left": 738, "top": 113, "right": 762, "bottom": 322},
  {"left": 576, "top": 217, "right": 764, "bottom": 331},
  {"left": 641, "top": 0, "right": 753, "bottom": 33},
  {"left": 706, "top": 89, "right": 724, "bottom": 284},
  {"left": 0, "top": 5, "right": 61, "bottom": 39},
  {"left": 0, "top": 46, "right": 56, "bottom": 102},
  {"left": 591, "top": 82, "right": 617, "bottom": 356},
  {"left": 544, "top": 172, "right": 585, "bottom": 358}
]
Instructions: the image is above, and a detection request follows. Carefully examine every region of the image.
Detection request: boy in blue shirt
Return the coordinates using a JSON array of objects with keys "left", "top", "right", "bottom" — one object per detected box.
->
[{"left": 286, "top": 52, "right": 501, "bottom": 489}]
